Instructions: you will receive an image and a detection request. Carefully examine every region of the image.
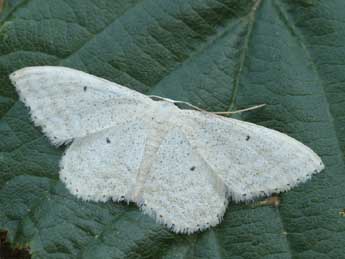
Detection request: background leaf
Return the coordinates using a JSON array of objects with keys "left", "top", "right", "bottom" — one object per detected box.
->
[{"left": 1, "top": 0, "right": 345, "bottom": 258}]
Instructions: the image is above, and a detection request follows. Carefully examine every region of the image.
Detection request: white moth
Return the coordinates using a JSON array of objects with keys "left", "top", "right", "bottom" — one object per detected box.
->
[{"left": 10, "top": 66, "right": 324, "bottom": 234}]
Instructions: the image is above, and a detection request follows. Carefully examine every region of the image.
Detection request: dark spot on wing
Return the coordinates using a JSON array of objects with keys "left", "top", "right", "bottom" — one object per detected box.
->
[
  {"left": 190, "top": 166, "right": 196, "bottom": 171},
  {"left": 246, "top": 135, "right": 250, "bottom": 141},
  {"left": 83, "top": 86, "right": 87, "bottom": 91},
  {"left": 106, "top": 137, "right": 111, "bottom": 143}
]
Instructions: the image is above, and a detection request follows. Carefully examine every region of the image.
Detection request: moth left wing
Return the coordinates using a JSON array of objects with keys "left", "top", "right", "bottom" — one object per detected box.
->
[
  {"left": 10, "top": 66, "right": 154, "bottom": 145},
  {"left": 60, "top": 119, "right": 149, "bottom": 202}
]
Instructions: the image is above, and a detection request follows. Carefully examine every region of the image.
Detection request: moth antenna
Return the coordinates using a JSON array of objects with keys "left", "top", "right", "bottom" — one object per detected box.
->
[
  {"left": 148, "top": 95, "right": 265, "bottom": 115},
  {"left": 148, "top": 95, "right": 176, "bottom": 103},
  {"left": 213, "top": 104, "right": 266, "bottom": 115},
  {"left": 148, "top": 95, "right": 204, "bottom": 111}
]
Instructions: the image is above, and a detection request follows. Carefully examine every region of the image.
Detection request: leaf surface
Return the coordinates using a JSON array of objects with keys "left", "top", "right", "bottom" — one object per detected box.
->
[{"left": 1, "top": 0, "right": 345, "bottom": 258}]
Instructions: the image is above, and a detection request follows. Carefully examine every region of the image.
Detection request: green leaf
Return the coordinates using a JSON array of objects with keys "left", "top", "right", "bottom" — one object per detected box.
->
[{"left": 1, "top": 0, "right": 345, "bottom": 258}]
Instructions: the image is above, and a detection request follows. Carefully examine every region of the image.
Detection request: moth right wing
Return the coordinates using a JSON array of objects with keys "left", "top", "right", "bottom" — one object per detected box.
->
[
  {"left": 177, "top": 110, "right": 324, "bottom": 202},
  {"left": 139, "top": 126, "right": 228, "bottom": 234},
  {"left": 135, "top": 104, "right": 323, "bottom": 234},
  {"left": 10, "top": 66, "right": 154, "bottom": 145}
]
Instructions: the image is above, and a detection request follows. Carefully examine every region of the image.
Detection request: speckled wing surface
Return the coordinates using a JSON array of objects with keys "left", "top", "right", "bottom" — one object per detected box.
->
[
  {"left": 10, "top": 66, "right": 154, "bottom": 146},
  {"left": 10, "top": 66, "right": 324, "bottom": 234}
]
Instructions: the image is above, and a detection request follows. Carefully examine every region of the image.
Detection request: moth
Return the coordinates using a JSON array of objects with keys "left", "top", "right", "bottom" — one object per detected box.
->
[{"left": 10, "top": 66, "right": 324, "bottom": 234}]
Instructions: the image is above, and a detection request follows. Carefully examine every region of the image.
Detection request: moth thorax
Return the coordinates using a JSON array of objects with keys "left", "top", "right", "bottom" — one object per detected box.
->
[{"left": 152, "top": 102, "right": 177, "bottom": 123}]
